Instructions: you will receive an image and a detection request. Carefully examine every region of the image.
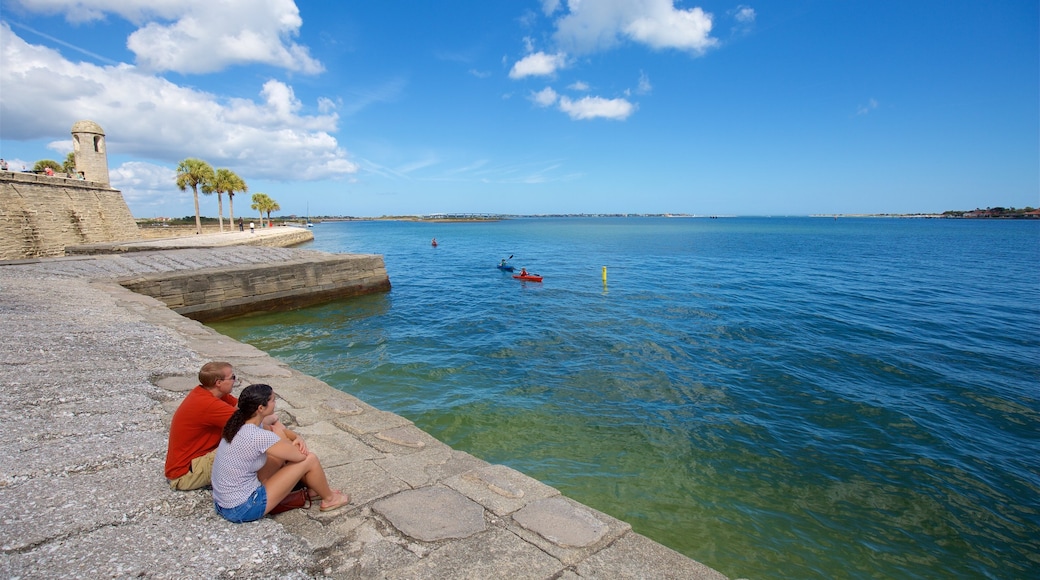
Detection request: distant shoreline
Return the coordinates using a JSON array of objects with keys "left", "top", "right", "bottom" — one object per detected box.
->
[{"left": 138, "top": 211, "right": 1039, "bottom": 226}]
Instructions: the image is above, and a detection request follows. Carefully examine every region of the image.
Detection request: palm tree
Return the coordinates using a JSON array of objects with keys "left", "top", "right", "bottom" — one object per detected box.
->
[
  {"left": 250, "top": 193, "right": 280, "bottom": 228},
  {"left": 225, "top": 171, "right": 248, "bottom": 226},
  {"left": 210, "top": 168, "right": 248, "bottom": 232},
  {"left": 62, "top": 152, "right": 76, "bottom": 175},
  {"left": 175, "top": 158, "right": 215, "bottom": 234}
]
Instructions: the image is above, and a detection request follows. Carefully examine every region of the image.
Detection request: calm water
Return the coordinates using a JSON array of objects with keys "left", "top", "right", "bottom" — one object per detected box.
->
[{"left": 211, "top": 217, "right": 1040, "bottom": 579}]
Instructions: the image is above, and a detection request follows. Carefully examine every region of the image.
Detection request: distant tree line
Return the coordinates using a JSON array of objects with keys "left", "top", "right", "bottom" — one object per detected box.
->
[{"left": 943, "top": 207, "right": 1038, "bottom": 218}]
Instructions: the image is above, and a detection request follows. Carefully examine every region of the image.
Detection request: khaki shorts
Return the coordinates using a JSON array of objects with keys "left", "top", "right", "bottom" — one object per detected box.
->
[{"left": 168, "top": 449, "right": 217, "bottom": 491}]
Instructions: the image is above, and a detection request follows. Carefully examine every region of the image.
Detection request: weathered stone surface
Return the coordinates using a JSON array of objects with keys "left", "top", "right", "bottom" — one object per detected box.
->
[
  {"left": 333, "top": 408, "right": 414, "bottom": 435},
  {"left": 324, "top": 462, "right": 410, "bottom": 508},
  {"left": 373, "top": 486, "right": 487, "bottom": 542},
  {"left": 384, "top": 525, "right": 564, "bottom": 579},
  {"left": 513, "top": 497, "right": 609, "bottom": 549},
  {"left": 508, "top": 496, "right": 632, "bottom": 566},
  {"left": 575, "top": 531, "right": 730, "bottom": 579},
  {"left": 293, "top": 421, "right": 384, "bottom": 467},
  {"left": 323, "top": 397, "right": 364, "bottom": 415},
  {"left": 236, "top": 360, "right": 293, "bottom": 378},
  {"left": 374, "top": 424, "right": 430, "bottom": 449},
  {"left": 446, "top": 463, "right": 561, "bottom": 516},
  {"left": 375, "top": 444, "right": 486, "bottom": 488},
  {"left": 156, "top": 375, "right": 197, "bottom": 392}
]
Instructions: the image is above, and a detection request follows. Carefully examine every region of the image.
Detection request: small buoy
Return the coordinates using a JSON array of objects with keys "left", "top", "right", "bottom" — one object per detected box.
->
[{"left": 602, "top": 266, "right": 607, "bottom": 282}]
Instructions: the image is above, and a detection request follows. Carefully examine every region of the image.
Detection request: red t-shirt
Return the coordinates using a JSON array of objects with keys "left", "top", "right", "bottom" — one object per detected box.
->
[{"left": 164, "top": 386, "right": 237, "bottom": 479}]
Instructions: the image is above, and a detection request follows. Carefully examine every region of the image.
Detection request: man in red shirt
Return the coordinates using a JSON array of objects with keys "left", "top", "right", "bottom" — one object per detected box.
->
[
  {"left": 165, "top": 362, "right": 239, "bottom": 490},
  {"left": 166, "top": 362, "right": 309, "bottom": 490}
]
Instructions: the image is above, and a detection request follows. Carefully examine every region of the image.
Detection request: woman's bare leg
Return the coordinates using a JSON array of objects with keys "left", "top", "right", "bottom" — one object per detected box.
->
[
  {"left": 257, "top": 455, "right": 286, "bottom": 483},
  {"left": 261, "top": 452, "right": 347, "bottom": 513}
]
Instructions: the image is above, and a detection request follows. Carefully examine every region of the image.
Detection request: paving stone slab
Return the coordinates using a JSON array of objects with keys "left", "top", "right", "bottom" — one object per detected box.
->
[
  {"left": 374, "top": 444, "right": 487, "bottom": 488},
  {"left": 508, "top": 496, "right": 633, "bottom": 566},
  {"left": 385, "top": 524, "right": 565, "bottom": 580},
  {"left": 155, "top": 374, "right": 198, "bottom": 392},
  {"left": 444, "top": 463, "right": 562, "bottom": 516},
  {"left": 574, "top": 531, "right": 730, "bottom": 579},
  {"left": 190, "top": 335, "right": 270, "bottom": 358},
  {"left": 333, "top": 408, "right": 414, "bottom": 436},
  {"left": 373, "top": 486, "right": 487, "bottom": 542},
  {"left": 325, "top": 517, "right": 422, "bottom": 577},
  {"left": 271, "top": 380, "right": 367, "bottom": 411},
  {"left": 322, "top": 461, "right": 410, "bottom": 508},
  {"left": 236, "top": 360, "right": 294, "bottom": 378},
  {"left": 292, "top": 421, "right": 384, "bottom": 468}
]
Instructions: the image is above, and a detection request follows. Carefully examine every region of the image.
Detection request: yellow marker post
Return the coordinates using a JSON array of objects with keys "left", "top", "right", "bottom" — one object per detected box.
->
[{"left": 602, "top": 266, "right": 607, "bottom": 282}]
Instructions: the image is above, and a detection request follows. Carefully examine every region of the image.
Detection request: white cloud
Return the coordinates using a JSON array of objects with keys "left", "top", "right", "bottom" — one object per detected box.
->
[
  {"left": 11, "top": 0, "right": 323, "bottom": 74},
  {"left": 0, "top": 23, "right": 357, "bottom": 181},
  {"left": 553, "top": 0, "right": 717, "bottom": 55},
  {"left": 531, "top": 86, "right": 559, "bottom": 107},
  {"left": 731, "top": 5, "right": 756, "bottom": 36},
  {"left": 856, "top": 98, "right": 879, "bottom": 116},
  {"left": 558, "top": 95, "right": 635, "bottom": 120},
  {"left": 568, "top": 80, "right": 590, "bottom": 91},
  {"left": 509, "top": 51, "right": 567, "bottom": 78},
  {"left": 637, "top": 70, "right": 652, "bottom": 94},
  {"left": 735, "top": 5, "right": 756, "bottom": 24}
]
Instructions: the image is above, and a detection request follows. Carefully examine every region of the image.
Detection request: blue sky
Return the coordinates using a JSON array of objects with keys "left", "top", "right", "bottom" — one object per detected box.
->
[{"left": 1, "top": 1, "right": 1037, "bottom": 218}]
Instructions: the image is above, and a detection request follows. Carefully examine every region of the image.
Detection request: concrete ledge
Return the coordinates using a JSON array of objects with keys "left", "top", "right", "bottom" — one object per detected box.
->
[{"left": 118, "top": 253, "right": 390, "bottom": 321}]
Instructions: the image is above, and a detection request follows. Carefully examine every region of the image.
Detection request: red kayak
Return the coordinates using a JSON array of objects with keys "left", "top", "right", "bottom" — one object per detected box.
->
[{"left": 513, "top": 274, "right": 543, "bottom": 282}]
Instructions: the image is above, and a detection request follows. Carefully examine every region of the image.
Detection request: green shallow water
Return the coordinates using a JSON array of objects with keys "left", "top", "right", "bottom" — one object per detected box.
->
[{"left": 211, "top": 217, "right": 1040, "bottom": 579}]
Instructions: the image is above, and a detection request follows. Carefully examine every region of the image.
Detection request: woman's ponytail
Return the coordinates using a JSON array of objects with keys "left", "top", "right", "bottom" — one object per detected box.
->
[{"left": 222, "top": 383, "right": 273, "bottom": 442}]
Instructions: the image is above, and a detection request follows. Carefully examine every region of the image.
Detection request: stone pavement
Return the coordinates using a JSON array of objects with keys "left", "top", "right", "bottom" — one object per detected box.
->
[{"left": 0, "top": 233, "right": 728, "bottom": 579}]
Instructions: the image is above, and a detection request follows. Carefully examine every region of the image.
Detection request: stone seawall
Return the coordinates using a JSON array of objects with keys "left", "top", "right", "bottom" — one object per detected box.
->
[
  {"left": 0, "top": 171, "right": 139, "bottom": 260},
  {"left": 0, "top": 258, "right": 728, "bottom": 579},
  {"left": 120, "top": 253, "right": 391, "bottom": 321}
]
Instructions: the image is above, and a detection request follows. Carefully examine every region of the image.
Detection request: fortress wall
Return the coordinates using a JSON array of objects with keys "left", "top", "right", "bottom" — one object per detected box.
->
[{"left": 0, "top": 172, "right": 139, "bottom": 260}]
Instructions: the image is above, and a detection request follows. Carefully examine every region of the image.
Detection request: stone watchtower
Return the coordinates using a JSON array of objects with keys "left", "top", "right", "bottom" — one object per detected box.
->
[{"left": 71, "top": 120, "right": 110, "bottom": 185}]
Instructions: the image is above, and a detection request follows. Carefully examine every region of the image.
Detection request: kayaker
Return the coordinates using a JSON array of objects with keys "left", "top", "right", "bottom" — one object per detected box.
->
[
  {"left": 500, "top": 259, "right": 508, "bottom": 267},
  {"left": 520, "top": 268, "right": 528, "bottom": 276}
]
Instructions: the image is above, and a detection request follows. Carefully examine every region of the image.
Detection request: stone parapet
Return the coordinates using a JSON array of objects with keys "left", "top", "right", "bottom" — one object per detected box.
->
[{"left": 0, "top": 171, "right": 139, "bottom": 260}]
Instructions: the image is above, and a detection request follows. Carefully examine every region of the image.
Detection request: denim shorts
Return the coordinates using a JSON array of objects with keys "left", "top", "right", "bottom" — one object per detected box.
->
[{"left": 215, "top": 485, "right": 267, "bottom": 523}]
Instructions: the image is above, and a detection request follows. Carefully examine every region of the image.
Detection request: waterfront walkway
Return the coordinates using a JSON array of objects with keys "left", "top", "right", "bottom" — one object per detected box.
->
[{"left": 0, "top": 230, "right": 726, "bottom": 579}]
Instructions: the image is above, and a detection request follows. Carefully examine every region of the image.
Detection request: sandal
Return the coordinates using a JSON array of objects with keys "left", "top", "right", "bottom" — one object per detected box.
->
[
  {"left": 293, "top": 482, "right": 322, "bottom": 503},
  {"left": 319, "top": 490, "right": 351, "bottom": 512}
]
